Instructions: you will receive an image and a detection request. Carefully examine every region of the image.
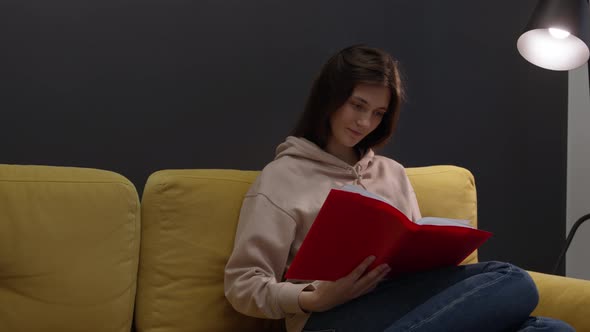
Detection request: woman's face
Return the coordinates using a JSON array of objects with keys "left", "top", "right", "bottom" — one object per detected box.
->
[{"left": 328, "top": 83, "right": 390, "bottom": 149}]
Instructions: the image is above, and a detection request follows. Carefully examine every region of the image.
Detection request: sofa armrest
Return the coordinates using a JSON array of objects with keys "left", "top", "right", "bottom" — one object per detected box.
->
[{"left": 528, "top": 271, "right": 590, "bottom": 332}]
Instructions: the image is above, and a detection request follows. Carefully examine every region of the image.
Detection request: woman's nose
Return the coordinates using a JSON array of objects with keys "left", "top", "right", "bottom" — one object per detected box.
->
[{"left": 356, "top": 116, "right": 370, "bottom": 128}]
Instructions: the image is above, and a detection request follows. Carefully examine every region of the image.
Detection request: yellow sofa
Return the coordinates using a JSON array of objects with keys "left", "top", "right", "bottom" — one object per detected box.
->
[
  {"left": 0, "top": 164, "right": 140, "bottom": 332},
  {"left": 1, "top": 164, "right": 589, "bottom": 332}
]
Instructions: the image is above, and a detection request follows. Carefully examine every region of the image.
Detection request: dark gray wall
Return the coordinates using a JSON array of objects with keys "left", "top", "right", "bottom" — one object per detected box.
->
[{"left": 0, "top": 0, "right": 568, "bottom": 274}]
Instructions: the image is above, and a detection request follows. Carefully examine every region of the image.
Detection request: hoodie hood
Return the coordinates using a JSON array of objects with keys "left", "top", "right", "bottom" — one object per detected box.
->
[{"left": 274, "top": 136, "right": 375, "bottom": 186}]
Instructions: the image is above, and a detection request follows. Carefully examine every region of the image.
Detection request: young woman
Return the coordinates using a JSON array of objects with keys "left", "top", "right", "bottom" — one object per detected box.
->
[{"left": 224, "top": 45, "right": 573, "bottom": 332}]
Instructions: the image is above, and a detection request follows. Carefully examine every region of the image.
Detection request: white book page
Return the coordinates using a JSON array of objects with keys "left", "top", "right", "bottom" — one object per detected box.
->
[
  {"left": 337, "top": 185, "right": 473, "bottom": 228},
  {"left": 416, "top": 217, "right": 473, "bottom": 228},
  {"left": 338, "top": 184, "right": 393, "bottom": 206}
]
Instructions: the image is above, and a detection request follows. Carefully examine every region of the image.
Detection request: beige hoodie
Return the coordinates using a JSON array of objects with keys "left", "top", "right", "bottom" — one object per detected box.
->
[{"left": 224, "top": 136, "right": 422, "bottom": 332}]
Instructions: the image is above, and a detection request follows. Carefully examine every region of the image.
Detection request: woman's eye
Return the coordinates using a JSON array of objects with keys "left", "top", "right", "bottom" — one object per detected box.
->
[
  {"left": 352, "top": 103, "right": 364, "bottom": 111},
  {"left": 375, "top": 112, "right": 385, "bottom": 117}
]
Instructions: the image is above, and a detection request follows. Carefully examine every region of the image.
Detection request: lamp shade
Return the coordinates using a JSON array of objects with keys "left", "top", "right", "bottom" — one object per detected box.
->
[{"left": 517, "top": 0, "right": 590, "bottom": 71}]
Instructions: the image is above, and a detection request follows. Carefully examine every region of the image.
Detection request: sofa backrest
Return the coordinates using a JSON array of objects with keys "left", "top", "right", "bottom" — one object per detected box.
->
[
  {"left": 135, "top": 165, "right": 478, "bottom": 332},
  {"left": 0, "top": 164, "right": 140, "bottom": 332}
]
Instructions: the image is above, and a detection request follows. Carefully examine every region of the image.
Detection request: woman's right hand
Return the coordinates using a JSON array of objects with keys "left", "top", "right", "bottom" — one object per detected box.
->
[{"left": 298, "top": 256, "right": 391, "bottom": 312}]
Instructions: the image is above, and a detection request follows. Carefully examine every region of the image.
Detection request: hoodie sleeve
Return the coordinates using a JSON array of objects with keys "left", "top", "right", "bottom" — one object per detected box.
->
[{"left": 224, "top": 193, "right": 311, "bottom": 319}]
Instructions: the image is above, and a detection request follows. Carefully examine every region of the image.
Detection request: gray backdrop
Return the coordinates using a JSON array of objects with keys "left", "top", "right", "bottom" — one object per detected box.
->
[
  {"left": 0, "top": 0, "right": 568, "bottom": 274},
  {"left": 567, "top": 64, "right": 590, "bottom": 279}
]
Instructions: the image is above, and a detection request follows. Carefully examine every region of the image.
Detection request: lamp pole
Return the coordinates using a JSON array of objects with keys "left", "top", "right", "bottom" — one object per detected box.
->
[
  {"left": 518, "top": 0, "right": 590, "bottom": 276},
  {"left": 553, "top": 213, "right": 590, "bottom": 274}
]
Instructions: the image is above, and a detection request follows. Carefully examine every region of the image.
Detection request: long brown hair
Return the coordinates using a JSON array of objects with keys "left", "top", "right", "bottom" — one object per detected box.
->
[{"left": 291, "top": 45, "right": 405, "bottom": 151}]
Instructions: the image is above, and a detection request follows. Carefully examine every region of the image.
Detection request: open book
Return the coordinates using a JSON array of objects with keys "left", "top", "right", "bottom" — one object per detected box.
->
[{"left": 285, "top": 185, "right": 492, "bottom": 281}]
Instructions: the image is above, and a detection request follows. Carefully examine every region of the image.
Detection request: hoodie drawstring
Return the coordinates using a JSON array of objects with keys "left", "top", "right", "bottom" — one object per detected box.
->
[{"left": 351, "top": 165, "right": 367, "bottom": 189}]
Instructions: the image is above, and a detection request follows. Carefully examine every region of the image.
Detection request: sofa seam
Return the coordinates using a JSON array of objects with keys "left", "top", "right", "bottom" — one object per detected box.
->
[
  {"left": 406, "top": 169, "right": 471, "bottom": 176},
  {"left": 0, "top": 179, "right": 136, "bottom": 188},
  {"left": 155, "top": 175, "right": 255, "bottom": 185},
  {"left": 124, "top": 182, "right": 140, "bottom": 331}
]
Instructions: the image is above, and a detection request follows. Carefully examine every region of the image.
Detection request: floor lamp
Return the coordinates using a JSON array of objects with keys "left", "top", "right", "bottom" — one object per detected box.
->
[{"left": 517, "top": 0, "right": 590, "bottom": 275}]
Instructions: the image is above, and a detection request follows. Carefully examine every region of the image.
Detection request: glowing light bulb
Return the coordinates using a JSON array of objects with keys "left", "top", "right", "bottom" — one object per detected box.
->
[{"left": 549, "top": 28, "right": 571, "bottom": 39}]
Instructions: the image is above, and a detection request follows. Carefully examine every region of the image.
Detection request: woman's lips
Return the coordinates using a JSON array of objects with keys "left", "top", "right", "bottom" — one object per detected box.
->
[{"left": 348, "top": 128, "right": 363, "bottom": 137}]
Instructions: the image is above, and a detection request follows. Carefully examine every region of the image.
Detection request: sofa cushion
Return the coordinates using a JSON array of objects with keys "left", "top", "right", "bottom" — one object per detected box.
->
[
  {"left": 0, "top": 164, "right": 140, "bottom": 332},
  {"left": 135, "top": 165, "right": 478, "bottom": 332},
  {"left": 407, "top": 165, "right": 479, "bottom": 265},
  {"left": 136, "top": 170, "right": 278, "bottom": 332}
]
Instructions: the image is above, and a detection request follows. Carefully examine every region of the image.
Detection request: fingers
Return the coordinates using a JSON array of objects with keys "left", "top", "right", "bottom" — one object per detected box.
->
[
  {"left": 312, "top": 258, "right": 388, "bottom": 312},
  {"left": 341, "top": 257, "right": 391, "bottom": 300},
  {"left": 356, "top": 264, "right": 391, "bottom": 296},
  {"left": 346, "top": 256, "right": 376, "bottom": 282},
  {"left": 360, "top": 285, "right": 377, "bottom": 297}
]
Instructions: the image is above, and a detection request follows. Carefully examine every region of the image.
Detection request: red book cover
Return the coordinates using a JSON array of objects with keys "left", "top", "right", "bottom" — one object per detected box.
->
[{"left": 285, "top": 188, "right": 492, "bottom": 281}]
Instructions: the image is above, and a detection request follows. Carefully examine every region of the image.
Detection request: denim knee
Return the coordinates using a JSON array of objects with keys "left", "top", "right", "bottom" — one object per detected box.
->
[{"left": 484, "top": 261, "right": 539, "bottom": 312}]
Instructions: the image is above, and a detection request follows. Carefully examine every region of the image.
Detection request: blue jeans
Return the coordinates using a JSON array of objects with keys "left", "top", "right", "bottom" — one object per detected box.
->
[{"left": 302, "top": 261, "right": 574, "bottom": 332}]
